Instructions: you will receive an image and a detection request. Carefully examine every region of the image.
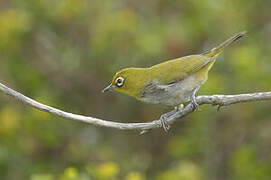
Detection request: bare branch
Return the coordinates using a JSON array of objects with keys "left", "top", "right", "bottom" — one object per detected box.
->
[{"left": 0, "top": 81, "right": 271, "bottom": 132}]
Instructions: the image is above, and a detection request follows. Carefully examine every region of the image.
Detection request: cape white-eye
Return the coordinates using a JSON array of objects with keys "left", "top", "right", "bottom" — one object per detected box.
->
[{"left": 103, "top": 31, "right": 246, "bottom": 131}]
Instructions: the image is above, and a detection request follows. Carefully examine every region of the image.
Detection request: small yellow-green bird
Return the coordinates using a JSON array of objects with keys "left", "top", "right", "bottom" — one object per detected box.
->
[{"left": 103, "top": 31, "right": 246, "bottom": 131}]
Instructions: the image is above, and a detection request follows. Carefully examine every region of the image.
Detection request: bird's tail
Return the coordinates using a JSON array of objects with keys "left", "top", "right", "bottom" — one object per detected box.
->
[{"left": 203, "top": 31, "right": 247, "bottom": 58}]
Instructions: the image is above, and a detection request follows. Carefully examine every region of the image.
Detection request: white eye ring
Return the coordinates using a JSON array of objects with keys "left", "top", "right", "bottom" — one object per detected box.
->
[{"left": 116, "top": 77, "right": 124, "bottom": 87}]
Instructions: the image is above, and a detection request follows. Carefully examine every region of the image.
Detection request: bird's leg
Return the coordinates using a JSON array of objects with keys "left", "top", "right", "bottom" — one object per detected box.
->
[
  {"left": 159, "top": 108, "right": 178, "bottom": 132},
  {"left": 190, "top": 86, "right": 200, "bottom": 110}
]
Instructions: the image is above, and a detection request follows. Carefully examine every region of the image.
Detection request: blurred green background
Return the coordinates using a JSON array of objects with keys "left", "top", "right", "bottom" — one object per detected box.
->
[{"left": 0, "top": 0, "right": 271, "bottom": 179}]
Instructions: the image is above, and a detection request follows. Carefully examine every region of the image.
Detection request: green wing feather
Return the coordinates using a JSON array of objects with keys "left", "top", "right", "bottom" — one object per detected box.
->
[{"left": 148, "top": 55, "right": 213, "bottom": 84}]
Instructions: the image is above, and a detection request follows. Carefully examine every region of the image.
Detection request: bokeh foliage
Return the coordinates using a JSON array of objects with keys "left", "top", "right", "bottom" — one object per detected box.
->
[{"left": 0, "top": 0, "right": 271, "bottom": 179}]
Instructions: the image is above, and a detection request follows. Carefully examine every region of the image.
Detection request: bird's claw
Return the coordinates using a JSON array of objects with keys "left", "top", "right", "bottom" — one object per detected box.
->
[
  {"left": 191, "top": 98, "right": 199, "bottom": 110},
  {"left": 158, "top": 108, "right": 179, "bottom": 132},
  {"left": 190, "top": 86, "right": 200, "bottom": 110},
  {"left": 159, "top": 114, "right": 170, "bottom": 132}
]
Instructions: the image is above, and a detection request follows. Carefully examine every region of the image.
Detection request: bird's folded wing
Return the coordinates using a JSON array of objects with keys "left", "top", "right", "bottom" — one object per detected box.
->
[
  {"left": 171, "top": 55, "right": 214, "bottom": 76},
  {"left": 149, "top": 55, "right": 214, "bottom": 85}
]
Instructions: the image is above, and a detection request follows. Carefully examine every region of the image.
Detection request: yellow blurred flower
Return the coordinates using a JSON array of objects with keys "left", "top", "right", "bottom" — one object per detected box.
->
[
  {"left": 125, "top": 172, "right": 145, "bottom": 180},
  {"left": 96, "top": 161, "right": 119, "bottom": 179},
  {"left": 157, "top": 161, "right": 202, "bottom": 180},
  {"left": 62, "top": 167, "right": 78, "bottom": 179}
]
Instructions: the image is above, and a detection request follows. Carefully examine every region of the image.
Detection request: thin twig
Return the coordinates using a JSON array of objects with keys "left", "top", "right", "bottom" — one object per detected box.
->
[{"left": 0, "top": 82, "right": 271, "bottom": 133}]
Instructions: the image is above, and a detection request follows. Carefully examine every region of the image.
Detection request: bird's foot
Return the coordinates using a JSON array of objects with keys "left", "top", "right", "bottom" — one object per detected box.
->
[
  {"left": 190, "top": 86, "right": 200, "bottom": 110},
  {"left": 159, "top": 109, "right": 178, "bottom": 132},
  {"left": 191, "top": 97, "right": 199, "bottom": 110},
  {"left": 160, "top": 114, "right": 170, "bottom": 132}
]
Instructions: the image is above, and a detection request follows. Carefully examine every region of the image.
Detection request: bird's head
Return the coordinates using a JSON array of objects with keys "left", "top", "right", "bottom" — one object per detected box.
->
[{"left": 102, "top": 68, "right": 147, "bottom": 98}]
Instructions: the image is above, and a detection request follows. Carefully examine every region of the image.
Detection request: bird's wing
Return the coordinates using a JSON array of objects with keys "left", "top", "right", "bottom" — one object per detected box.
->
[{"left": 148, "top": 54, "right": 214, "bottom": 85}]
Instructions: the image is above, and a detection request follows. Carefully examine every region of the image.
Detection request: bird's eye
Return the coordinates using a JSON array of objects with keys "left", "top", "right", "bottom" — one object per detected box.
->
[{"left": 116, "top": 77, "right": 124, "bottom": 87}]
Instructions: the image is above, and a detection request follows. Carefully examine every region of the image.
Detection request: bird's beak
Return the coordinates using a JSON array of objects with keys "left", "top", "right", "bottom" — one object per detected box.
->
[{"left": 102, "top": 84, "right": 116, "bottom": 93}]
